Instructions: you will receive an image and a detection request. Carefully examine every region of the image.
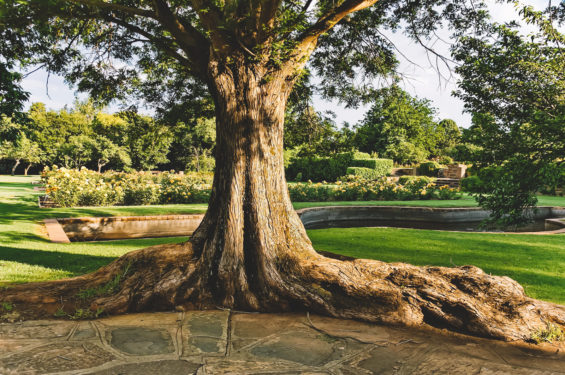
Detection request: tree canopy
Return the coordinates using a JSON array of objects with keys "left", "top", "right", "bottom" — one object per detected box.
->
[
  {"left": 0, "top": 0, "right": 499, "bottom": 112},
  {"left": 452, "top": 14, "right": 565, "bottom": 225}
]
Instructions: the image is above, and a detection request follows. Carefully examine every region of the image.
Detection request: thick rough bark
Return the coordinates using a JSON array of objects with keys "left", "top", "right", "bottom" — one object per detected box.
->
[{"left": 2, "top": 57, "right": 564, "bottom": 343}]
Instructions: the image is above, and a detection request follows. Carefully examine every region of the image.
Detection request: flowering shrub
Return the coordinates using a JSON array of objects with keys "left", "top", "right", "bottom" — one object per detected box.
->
[
  {"left": 43, "top": 167, "right": 460, "bottom": 207},
  {"left": 288, "top": 175, "right": 461, "bottom": 202},
  {"left": 43, "top": 166, "right": 212, "bottom": 207},
  {"left": 159, "top": 172, "right": 211, "bottom": 204}
]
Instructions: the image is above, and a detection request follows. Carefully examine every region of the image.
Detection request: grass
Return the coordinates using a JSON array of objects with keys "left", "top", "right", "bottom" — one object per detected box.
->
[
  {"left": 1, "top": 175, "right": 564, "bottom": 305},
  {"left": 0, "top": 175, "right": 190, "bottom": 285},
  {"left": 307, "top": 227, "right": 565, "bottom": 304}
]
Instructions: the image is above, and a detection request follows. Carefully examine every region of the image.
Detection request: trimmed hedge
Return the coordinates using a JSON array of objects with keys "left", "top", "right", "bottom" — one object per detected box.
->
[
  {"left": 286, "top": 151, "right": 393, "bottom": 182},
  {"left": 350, "top": 158, "right": 393, "bottom": 177},
  {"left": 346, "top": 167, "right": 381, "bottom": 180}
]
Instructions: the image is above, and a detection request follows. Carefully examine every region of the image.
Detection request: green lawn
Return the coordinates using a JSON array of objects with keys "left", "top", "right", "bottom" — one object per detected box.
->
[
  {"left": 1, "top": 175, "right": 564, "bottom": 305},
  {"left": 308, "top": 227, "right": 565, "bottom": 304}
]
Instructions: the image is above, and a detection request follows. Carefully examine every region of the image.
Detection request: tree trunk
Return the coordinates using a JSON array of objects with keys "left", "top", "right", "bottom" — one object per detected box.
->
[
  {"left": 97, "top": 160, "right": 106, "bottom": 173},
  {"left": 24, "top": 163, "right": 32, "bottom": 176},
  {"left": 1, "top": 57, "right": 564, "bottom": 343},
  {"left": 187, "top": 58, "right": 315, "bottom": 310},
  {"left": 11, "top": 159, "right": 20, "bottom": 175}
]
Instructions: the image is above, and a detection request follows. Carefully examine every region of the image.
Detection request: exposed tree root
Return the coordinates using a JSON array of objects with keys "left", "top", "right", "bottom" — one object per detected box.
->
[{"left": 1, "top": 241, "right": 563, "bottom": 343}]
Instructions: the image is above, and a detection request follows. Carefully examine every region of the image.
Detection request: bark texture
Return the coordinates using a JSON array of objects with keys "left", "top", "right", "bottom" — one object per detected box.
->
[{"left": 2, "top": 56, "right": 564, "bottom": 343}]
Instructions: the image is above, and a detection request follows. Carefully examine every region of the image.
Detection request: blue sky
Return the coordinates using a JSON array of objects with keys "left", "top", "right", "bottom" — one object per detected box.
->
[{"left": 18, "top": 0, "right": 549, "bottom": 129}]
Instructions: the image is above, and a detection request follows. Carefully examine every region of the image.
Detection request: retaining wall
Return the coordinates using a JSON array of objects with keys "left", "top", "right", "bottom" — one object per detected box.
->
[{"left": 48, "top": 206, "right": 565, "bottom": 242}]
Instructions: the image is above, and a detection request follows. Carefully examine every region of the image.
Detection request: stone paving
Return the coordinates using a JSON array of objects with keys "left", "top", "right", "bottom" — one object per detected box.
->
[{"left": 1, "top": 310, "right": 564, "bottom": 374}]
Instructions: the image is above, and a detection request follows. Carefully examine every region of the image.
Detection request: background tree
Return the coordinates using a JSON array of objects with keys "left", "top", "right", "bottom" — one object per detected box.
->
[
  {"left": 431, "top": 119, "right": 461, "bottom": 159},
  {"left": 0, "top": 62, "right": 29, "bottom": 121},
  {"left": 119, "top": 111, "right": 173, "bottom": 171},
  {"left": 2, "top": 0, "right": 563, "bottom": 341},
  {"left": 0, "top": 114, "right": 21, "bottom": 143},
  {"left": 1, "top": 132, "right": 42, "bottom": 175},
  {"left": 453, "top": 17, "right": 565, "bottom": 225},
  {"left": 92, "top": 135, "right": 131, "bottom": 173},
  {"left": 59, "top": 134, "right": 96, "bottom": 169},
  {"left": 354, "top": 85, "right": 439, "bottom": 164}
]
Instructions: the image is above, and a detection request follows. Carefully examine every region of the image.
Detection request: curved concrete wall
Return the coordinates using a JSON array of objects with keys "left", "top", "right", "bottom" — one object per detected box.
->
[
  {"left": 52, "top": 206, "right": 565, "bottom": 242},
  {"left": 59, "top": 215, "right": 204, "bottom": 241},
  {"left": 296, "top": 206, "right": 557, "bottom": 229}
]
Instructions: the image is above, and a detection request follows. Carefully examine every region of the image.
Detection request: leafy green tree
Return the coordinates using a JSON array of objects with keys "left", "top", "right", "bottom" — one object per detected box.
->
[
  {"left": 354, "top": 85, "right": 438, "bottom": 164},
  {"left": 0, "top": 114, "right": 21, "bottom": 142},
  {"left": 1, "top": 132, "right": 42, "bottom": 175},
  {"left": 0, "top": 62, "right": 29, "bottom": 120},
  {"left": 284, "top": 106, "right": 352, "bottom": 157},
  {"left": 453, "top": 19, "right": 565, "bottom": 224},
  {"left": 119, "top": 111, "right": 173, "bottom": 170},
  {"left": 2, "top": 0, "right": 560, "bottom": 340},
  {"left": 92, "top": 135, "right": 131, "bottom": 172},
  {"left": 431, "top": 119, "right": 461, "bottom": 158},
  {"left": 59, "top": 134, "right": 96, "bottom": 169}
]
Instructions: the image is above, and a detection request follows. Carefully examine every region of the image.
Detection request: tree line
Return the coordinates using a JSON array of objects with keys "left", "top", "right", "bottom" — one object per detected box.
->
[
  {"left": 1, "top": 84, "right": 465, "bottom": 176},
  {"left": 0, "top": 100, "right": 216, "bottom": 175}
]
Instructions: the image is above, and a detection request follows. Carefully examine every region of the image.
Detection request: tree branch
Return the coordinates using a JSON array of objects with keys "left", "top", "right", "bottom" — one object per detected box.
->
[
  {"left": 151, "top": 0, "right": 209, "bottom": 52},
  {"left": 285, "top": 0, "right": 380, "bottom": 74},
  {"left": 103, "top": 15, "right": 193, "bottom": 67},
  {"left": 68, "top": 0, "right": 156, "bottom": 18},
  {"left": 295, "top": 0, "right": 379, "bottom": 49}
]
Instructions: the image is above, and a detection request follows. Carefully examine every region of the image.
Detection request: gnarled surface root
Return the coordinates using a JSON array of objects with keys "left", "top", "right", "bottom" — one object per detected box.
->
[{"left": 1, "top": 241, "right": 564, "bottom": 343}]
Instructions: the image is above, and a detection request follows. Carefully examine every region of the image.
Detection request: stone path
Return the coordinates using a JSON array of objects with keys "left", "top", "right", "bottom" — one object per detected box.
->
[{"left": 1, "top": 311, "right": 564, "bottom": 374}]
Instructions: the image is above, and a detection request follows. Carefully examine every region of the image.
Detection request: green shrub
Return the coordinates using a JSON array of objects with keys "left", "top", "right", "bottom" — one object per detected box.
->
[
  {"left": 460, "top": 175, "right": 485, "bottom": 193},
  {"left": 78, "top": 185, "right": 121, "bottom": 206},
  {"left": 398, "top": 176, "right": 434, "bottom": 186},
  {"left": 288, "top": 176, "right": 460, "bottom": 202},
  {"left": 418, "top": 161, "right": 441, "bottom": 177},
  {"left": 286, "top": 151, "right": 356, "bottom": 182},
  {"left": 44, "top": 167, "right": 212, "bottom": 207},
  {"left": 436, "top": 185, "right": 461, "bottom": 200},
  {"left": 346, "top": 167, "right": 381, "bottom": 180},
  {"left": 350, "top": 158, "right": 393, "bottom": 177},
  {"left": 438, "top": 155, "right": 454, "bottom": 165},
  {"left": 122, "top": 184, "right": 160, "bottom": 205}
]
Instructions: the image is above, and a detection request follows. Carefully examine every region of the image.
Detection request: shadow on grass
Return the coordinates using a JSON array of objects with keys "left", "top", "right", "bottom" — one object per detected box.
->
[
  {"left": 0, "top": 245, "right": 117, "bottom": 275},
  {"left": 0, "top": 197, "right": 170, "bottom": 225},
  {"left": 0, "top": 231, "right": 50, "bottom": 244},
  {"left": 0, "top": 181, "right": 37, "bottom": 189}
]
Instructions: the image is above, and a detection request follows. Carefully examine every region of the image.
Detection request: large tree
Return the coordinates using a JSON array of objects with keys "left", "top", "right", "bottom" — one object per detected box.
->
[
  {"left": 354, "top": 85, "right": 439, "bottom": 164},
  {"left": 1, "top": 0, "right": 564, "bottom": 341},
  {"left": 452, "top": 16, "right": 565, "bottom": 225}
]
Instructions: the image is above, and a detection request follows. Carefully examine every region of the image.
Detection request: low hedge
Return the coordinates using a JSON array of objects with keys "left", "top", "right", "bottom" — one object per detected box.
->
[
  {"left": 289, "top": 176, "right": 460, "bottom": 202},
  {"left": 285, "top": 152, "right": 355, "bottom": 182},
  {"left": 286, "top": 151, "right": 393, "bottom": 182},
  {"left": 43, "top": 166, "right": 212, "bottom": 207},
  {"left": 349, "top": 158, "right": 393, "bottom": 177},
  {"left": 44, "top": 167, "right": 461, "bottom": 207},
  {"left": 346, "top": 167, "right": 381, "bottom": 180}
]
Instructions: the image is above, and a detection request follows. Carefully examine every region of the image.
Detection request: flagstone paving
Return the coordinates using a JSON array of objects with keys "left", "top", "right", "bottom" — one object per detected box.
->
[{"left": 1, "top": 310, "right": 564, "bottom": 374}]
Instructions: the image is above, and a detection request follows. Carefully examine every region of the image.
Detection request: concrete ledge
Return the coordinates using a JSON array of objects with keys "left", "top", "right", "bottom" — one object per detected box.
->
[
  {"left": 58, "top": 214, "right": 204, "bottom": 241},
  {"left": 44, "top": 219, "right": 71, "bottom": 243},
  {"left": 49, "top": 206, "right": 565, "bottom": 242},
  {"left": 296, "top": 206, "right": 490, "bottom": 229},
  {"left": 545, "top": 218, "right": 565, "bottom": 231}
]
